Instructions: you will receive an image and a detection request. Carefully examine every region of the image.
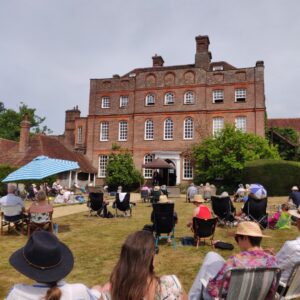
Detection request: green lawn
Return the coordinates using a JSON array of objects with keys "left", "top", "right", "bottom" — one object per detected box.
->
[{"left": 0, "top": 196, "right": 299, "bottom": 298}]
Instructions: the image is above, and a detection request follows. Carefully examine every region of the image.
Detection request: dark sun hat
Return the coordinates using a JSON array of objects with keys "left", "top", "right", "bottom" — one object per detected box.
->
[{"left": 9, "top": 231, "right": 74, "bottom": 283}]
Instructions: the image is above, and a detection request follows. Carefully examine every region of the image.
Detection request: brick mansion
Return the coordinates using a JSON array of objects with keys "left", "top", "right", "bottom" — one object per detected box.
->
[{"left": 60, "top": 35, "right": 266, "bottom": 186}]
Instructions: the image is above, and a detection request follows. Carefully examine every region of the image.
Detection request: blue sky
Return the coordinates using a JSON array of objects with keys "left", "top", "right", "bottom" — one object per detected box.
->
[{"left": 0, "top": 0, "right": 299, "bottom": 134}]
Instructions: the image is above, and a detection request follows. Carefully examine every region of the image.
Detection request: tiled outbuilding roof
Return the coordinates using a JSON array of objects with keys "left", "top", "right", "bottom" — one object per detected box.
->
[{"left": 268, "top": 118, "right": 300, "bottom": 132}]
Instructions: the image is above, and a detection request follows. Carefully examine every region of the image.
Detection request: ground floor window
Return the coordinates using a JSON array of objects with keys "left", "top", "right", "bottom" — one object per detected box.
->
[
  {"left": 144, "top": 154, "right": 154, "bottom": 178},
  {"left": 183, "top": 159, "right": 193, "bottom": 179},
  {"left": 99, "top": 155, "right": 108, "bottom": 178}
]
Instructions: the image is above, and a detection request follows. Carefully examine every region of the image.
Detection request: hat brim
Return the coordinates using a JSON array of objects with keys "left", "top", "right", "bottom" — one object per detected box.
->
[
  {"left": 9, "top": 241, "right": 74, "bottom": 283},
  {"left": 289, "top": 210, "right": 300, "bottom": 219}
]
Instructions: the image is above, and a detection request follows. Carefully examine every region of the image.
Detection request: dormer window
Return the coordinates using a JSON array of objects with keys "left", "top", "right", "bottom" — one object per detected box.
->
[{"left": 212, "top": 65, "right": 224, "bottom": 71}]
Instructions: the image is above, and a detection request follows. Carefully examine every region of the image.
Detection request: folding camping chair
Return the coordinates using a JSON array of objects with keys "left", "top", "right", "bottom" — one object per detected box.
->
[
  {"left": 243, "top": 197, "right": 268, "bottom": 229},
  {"left": 87, "top": 192, "right": 107, "bottom": 217},
  {"left": 152, "top": 203, "right": 176, "bottom": 248},
  {"left": 27, "top": 210, "right": 53, "bottom": 236},
  {"left": 0, "top": 205, "right": 27, "bottom": 235},
  {"left": 114, "top": 192, "right": 132, "bottom": 217},
  {"left": 192, "top": 217, "right": 218, "bottom": 247},
  {"left": 211, "top": 196, "right": 236, "bottom": 226},
  {"left": 201, "top": 267, "right": 281, "bottom": 300},
  {"left": 279, "top": 261, "right": 300, "bottom": 299}
]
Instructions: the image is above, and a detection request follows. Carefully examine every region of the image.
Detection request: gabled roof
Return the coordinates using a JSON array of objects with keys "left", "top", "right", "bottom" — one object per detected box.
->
[
  {"left": 0, "top": 138, "right": 18, "bottom": 153},
  {"left": 268, "top": 118, "right": 300, "bottom": 132},
  {"left": 0, "top": 134, "right": 96, "bottom": 173}
]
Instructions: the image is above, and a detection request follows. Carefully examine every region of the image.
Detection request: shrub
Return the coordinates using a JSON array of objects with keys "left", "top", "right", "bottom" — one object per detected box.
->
[
  {"left": 0, "top": 165, "right": 17, "bottom": 196},
  {"left": 241, "top": 159, "right": 300, "bottom": 196}
]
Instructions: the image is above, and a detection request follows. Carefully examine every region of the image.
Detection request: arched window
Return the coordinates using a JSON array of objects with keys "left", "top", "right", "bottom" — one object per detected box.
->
[
  {"left": 144, "top": 120, "right": 154, "bottom": 140},
  {"left": 212, "top": 117, "right": 224, "bottom": 137},
  {"left": 164, "top": 92, "right": 174, "bottom": 105},
  {"left": 145, "top": 94, "right": 155, "bottom": 106},
  {"left": 184, "top": 91, "right": 194, "bottom": 104},
  {"left": 164, "top": 118, "right": 173, "bottom": 140},
  {"left": 144, "top": 154, "right": 154, "bottom": 178},
  {"left": 184, "top": 117, "right": 194, "bottom": 139},
  {"left": 235, "top": 116, "right": 247, "bottom": 133}
]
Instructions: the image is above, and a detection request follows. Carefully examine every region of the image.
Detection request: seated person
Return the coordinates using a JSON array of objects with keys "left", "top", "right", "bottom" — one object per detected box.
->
[
  {"left": 160, "top": 184, "right": 169, "bottom": 196},
  {"left": 187, "top": 195, "right": 212, "bottom": 228},
  {"left": 189, "top": 221, "right": 277, "bottom": 300},
  {"left": 100, "top": 231, "right": 187, "bottom": 299},
  {"left": 276, "top": 207, "right": 300, "bottom": 286},
  {"left": 203, "top": 183, "right": 212, "bottom": 201},
  {"left": 28, "top": 190, "right": 53, "bottom": 225},
  {"left": 151, "top": 185, "right": 162, "bottom": 203},
  {"left": 6, "top": 231, "right": 101, "bottom": 299},
  {"left": 187, "top": 183, "right": 198, "bottom": 202},
  {"left": 288, "top": 186, "right": 300, "bottom": 208},
  {"left": 268, "top": 203, "right": 290, "bottom": 229},
  {"left": 0, "top": 183, "right": 26, "bottom": 222},
  {"left": 234, "top": 184, "right": 245, "bottom": 202}
]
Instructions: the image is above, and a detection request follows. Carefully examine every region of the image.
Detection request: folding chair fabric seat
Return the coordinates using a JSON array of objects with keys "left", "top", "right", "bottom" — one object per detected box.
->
[
  {"left": 114, "top": 192, "right": 132, "bottom": 217},
  {"left": 88, "top": 192, "right": 106, "bottom": 217},
  {"left": 279, "top": 261, "right": 300, "bottom": 299},
  {"left": 211, "top": 196, "right": 235, "bottom": 225},
  {"left": 0, "top": 204, "right": 26, "bottom": 235},
  {"left": 243, "top": 197, "right": 268, "bottom": 229},
  {"left": 27, "top": 211, "right": 53, "bottom": 236},
  {"left": 192, "top": 217, "right": 217, "bottom": 247}
]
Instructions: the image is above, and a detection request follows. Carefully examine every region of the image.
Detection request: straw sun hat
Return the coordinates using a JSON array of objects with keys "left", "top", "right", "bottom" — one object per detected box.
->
[
  {"left": 158, "top": 195, "right": 169, "bottom": 203},
  {"left": 193, "top": 194, "right": 204, "bottom": 203},
  {"left": 235, "top": 221, "right": 269, "bottom": 238}
]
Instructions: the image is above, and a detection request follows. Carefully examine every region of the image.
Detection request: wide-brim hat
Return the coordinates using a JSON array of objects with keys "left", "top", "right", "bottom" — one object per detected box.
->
[
  {"left": 220, "top": 191, "right": 229, "bottom": 198},
  {"left": 154, "top": 186, "right": 160, "bottom": 191},
  {"left": 193, "top": 194, "right": 204, "bottom": 203},
  {"left": 235, "top": 221, "right": 269, "bottom": 238},
  {"left": 249, "top": 183, "right": 267, "bottom": 200},
  {"left": 292, "top": 186, "right": 299, "bottom": 191},
  {"left": 289, "top": 207, "right": 300, "bottom": 219},
  {"left": 159, "top": 195, "right": 169, "bottom": 203},
  {"left": 9, "top": 231, "right": 74, "bottom": 283}
]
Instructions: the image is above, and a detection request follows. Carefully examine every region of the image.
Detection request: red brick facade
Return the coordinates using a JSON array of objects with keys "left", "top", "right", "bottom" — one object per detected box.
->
[{"left": 63, "top": 35, "right": 266, "bottom": 186}]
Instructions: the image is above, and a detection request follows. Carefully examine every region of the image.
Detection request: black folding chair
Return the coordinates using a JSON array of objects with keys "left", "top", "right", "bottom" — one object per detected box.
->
[
  {"left": 211, "top": 196, "right": 236, "bottom": 226},
  {"left": 192, "top": 217, "right": 218, "bottom": 247},
  {"left": 243, "top": 197, "right": 268, "bottom": 229},
  {"left": 152, "top": 203, "right": 176, "bottom": 248},
  {"left": 114, "top": 192, "right": 132, "bottom": 217},
  {"left": 87, "top": 192, "right": 107, "bottom": 217}
]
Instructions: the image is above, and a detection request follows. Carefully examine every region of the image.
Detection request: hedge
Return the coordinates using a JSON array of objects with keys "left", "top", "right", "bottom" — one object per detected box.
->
[
  {"left": 241, "top": 159, "right": 300, "bottom": 196},
  {"left": 0, "top": 164, "right": 17, "bottom": 196}
]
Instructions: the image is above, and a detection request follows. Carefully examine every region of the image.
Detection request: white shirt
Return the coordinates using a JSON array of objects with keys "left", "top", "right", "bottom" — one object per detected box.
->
[
  {"left": 5, "top": 280, "right": 101, "bottom": 300},
  {"left": 276, "top": 236, "right": 300, "bottom": 283},
  {"left": 0, "top": 193, "right": 24, "bottom": 216}
]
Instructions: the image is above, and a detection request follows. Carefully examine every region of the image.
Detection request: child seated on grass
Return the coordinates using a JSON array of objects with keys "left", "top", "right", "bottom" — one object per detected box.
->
[{"left": 268, "top": 203, "right": 291, "bottom": 229}]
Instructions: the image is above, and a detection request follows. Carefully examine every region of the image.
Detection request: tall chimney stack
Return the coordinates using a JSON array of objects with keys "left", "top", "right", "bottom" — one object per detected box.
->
[
  {"left": 19, "top": 115, "right": 31, "bottom": 153},
  {"left": 195, "top": 35, "right": 212, "bottom": 70},
  {"left": 152, "top": 54, "right": 164, "bottom": 67}
]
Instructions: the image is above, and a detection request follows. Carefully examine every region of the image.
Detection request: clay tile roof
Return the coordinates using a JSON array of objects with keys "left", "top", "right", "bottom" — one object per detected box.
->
[
  {"left": 268, "top": 118, "right": 300, "bottom": 132},
  {"left": 0, "top": 138, "right": 18, "bottom": 152},
  {"left": 0, "top": 135, "right": 96, "bottom": 173}
]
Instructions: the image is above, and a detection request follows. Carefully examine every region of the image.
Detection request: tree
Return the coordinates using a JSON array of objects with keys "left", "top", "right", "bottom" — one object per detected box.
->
[
  {"left": 105, "top": 151, "right": 143, "bottom": 192},
  {"left": 0, "top": 101, "right": 51, "bottom": 141},
  {"left": 193, "top": 125, "right": 280, "bottom": 186},
  {"left": 267, "top": 127, "right": 299, "bottom": 161}
]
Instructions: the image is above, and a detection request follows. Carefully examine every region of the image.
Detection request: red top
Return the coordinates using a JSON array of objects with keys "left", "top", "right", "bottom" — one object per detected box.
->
[{"left": 196, "top": 205, "right": 212, "bottom": 219}]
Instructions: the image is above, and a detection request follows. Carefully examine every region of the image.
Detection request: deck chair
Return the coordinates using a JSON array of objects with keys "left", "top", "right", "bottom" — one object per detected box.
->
[
  {"left": 192, "top": 217, "right": 218, "bottom": 247},
  {"left": 0, "top": 205, "right": 26, "bottom": 235},
  {"left": 141, "top": 189, "right": 150, "bottom": 203},
  {"left": 152, "top": 203, "right": 176, "bottom": 248},
  {"left": 279, "top": 261, "right": 300, "bottom": 299},
  {"left": 201, "top": 267, "right": 281, "bottom": 300},
  {"left": 114, "top": 192, "right": 132, "bottom": 217},
  {"left": 243, "top": 197, "right": 268, "bottom": 229},
  {"left": 87, "top": 192, "right": 106, "bottom": 217},
  {"left": 211, "top": 196, "right": 236, "bottom": 225},
  {"left": 27, "top": 209, "right": 53, "bottom": 236}
]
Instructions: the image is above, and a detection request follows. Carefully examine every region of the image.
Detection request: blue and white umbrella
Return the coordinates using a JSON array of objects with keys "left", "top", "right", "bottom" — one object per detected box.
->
[
  {"left": 2, "top": 156, "right": 80, "bottom": 182},
  {"left": 249, "top": 183, "right": 267, "bottom": 199}
]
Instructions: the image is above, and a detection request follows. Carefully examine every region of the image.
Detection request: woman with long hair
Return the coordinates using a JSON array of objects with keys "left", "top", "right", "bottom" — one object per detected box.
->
[{"left": 101, "top": 230, "right": 187, "bottom": 300}]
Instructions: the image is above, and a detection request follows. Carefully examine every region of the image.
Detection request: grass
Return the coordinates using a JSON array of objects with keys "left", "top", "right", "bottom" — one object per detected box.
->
[{"left": 0, "top": 195, "right": 299, "bottom": 298}]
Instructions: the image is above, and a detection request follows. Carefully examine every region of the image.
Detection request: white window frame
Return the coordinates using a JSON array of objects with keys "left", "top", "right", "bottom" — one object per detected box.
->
[
  {"left": 212, "top": 65, "right": 224, "bottom": 71},
  {"left": 118, "top": 121, "right": 128, "bottom": 141},
  {"left": 101, "top": 97, "right": 110, "bottom": 108},
  {"left": 164, "top": 92, "right": 174, "bottom": 105},
  {"left": 144, "top": 119, "right": 154, "bottom": 140},
  {"left": 184, "top": 117, "right": 194, "bottom": 140},
  {"left": 120, "top": 95, "right": 129, "bottom": 108},
  {"left": 235, "top": 89, "right": 246, "bottom": 102},
  {"left": 143, "top": 154, "right": 154, "bottom": 179},
  {"left": 145, "top": 94, "right": 155, "bottom": 106},
  {"left": 98, "top": 155, "right": 108, "bottom": 178},
  {"left": 235, "top": 116, "right": 247, "bottom": 133},
  {"left": 164, "top": 118, "right": 173, "bottom": 140},
  {"left": 77, "top": 127, "right": 82, "bottom": 144},
  {"left": 212, "top": 90, "right": 224, "bottom": 103},
  {"left": 184, "top": 91, "right": 194, "bottom": 104},
  {"left": 213, "top": 117, "right": 224, "bottom": 137},
  {"left": 183, "top": 159, "right": 193, "bottom": 179},
  {"left": 100, "top": 122, "right": 109, "bottom": 141}
]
